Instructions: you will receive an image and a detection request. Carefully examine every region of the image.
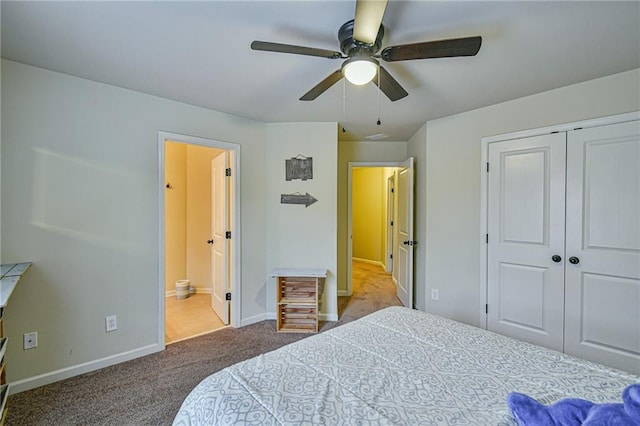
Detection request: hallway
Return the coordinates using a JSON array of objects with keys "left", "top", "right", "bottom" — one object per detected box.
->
[{"left": 337, "top": 259, "right": 402, "bottom": 325}]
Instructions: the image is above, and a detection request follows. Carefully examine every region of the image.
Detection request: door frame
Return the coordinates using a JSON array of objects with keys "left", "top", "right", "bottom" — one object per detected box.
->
[
  {"left": 479, "top": 111, "right": 640, "bottom": 329},
  {"left": 347, "top": 161, "right": 405, "bottom": 297},
  {"left": 158, "top": 131, "right": 241, "bottom": 348},
  {"left": 385, "top": 175, "right": 395, "bottom": 273}
]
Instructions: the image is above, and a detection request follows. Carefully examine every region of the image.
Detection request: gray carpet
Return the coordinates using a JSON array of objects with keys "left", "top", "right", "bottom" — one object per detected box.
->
[{"left": 7, "top": 261, "right": 401, "bottom": 425}]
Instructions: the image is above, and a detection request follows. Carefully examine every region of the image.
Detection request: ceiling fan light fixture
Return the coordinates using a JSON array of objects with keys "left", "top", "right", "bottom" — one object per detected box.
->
[{"left": 342, "top": 57, "right": 378, "bottom": 85}]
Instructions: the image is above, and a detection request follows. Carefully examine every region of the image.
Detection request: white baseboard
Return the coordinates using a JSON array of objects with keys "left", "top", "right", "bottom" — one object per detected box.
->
[
  {"left": 321, "top": 313, "right": 338, "bottom": 322},
  {"left": 9, "top": 343, "right": 162, "bottom": 395},
  {"left": 337, "top": 290, "right": 350, "bottom": 296},
  {"left": 240, "top": 313, "right": 269, "bottom": 327},
  {"left": 165, "top": 287, "right": 211, "bottom": 298},
  {"left": 352, "top": 257, "right": 385, "bottom": 269}
]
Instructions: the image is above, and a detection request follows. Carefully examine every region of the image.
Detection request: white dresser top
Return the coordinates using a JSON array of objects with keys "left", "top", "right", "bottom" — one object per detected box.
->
[
  {"left": 269, "top": 268, "right": 327, "bottom": 278},
  {"left": 0, "top": 263, "right": 32, "bottom": 308}
]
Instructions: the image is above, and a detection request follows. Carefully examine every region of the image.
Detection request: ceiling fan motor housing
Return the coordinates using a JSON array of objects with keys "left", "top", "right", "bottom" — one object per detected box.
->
[{"left": 338, "top": 19, "right": 384, "bottom": 56}]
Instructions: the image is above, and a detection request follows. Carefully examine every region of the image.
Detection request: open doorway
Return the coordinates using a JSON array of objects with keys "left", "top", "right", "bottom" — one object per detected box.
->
[
  {"left": 158, "top": 132, "right": 240, "bottom": 347},
  {"left": 347, "top": 159, "right": 414, "bottom": 308},
  {"left": 351, "top": 166, "right": 397, "bottom": 273}
]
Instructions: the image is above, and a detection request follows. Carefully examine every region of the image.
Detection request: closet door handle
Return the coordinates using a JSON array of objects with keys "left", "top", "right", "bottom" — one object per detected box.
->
[
  {"left": 207, "top": 239, "right": 214, "bottom": 245},
  {"left": 569, "top": 256, "right": 580, "bottom": 265},
  {"left": 551, "top": 255, "right": 562, "bottom": 263}
]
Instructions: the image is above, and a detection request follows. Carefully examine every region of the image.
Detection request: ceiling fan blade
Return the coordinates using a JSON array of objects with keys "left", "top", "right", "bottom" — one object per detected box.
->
[
  {"left": 300, "top": 70, "right": 344, "bottom": 101},
  {"left": 251, "top": 41, "right": 343, "bottom": 59},
  {"left": 381, "top": 36, "right": 482, "bottom": 62},
  {"left": 373, "top": 66, "right": 408, "bottom": 102},
  {"left": 354, "top": 0, "right": 388, "bottom": 44}
]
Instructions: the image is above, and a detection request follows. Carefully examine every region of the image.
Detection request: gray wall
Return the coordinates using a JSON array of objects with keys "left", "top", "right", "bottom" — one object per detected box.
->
[
  {"left": 1, "top": 59, "right": 269, "bottom": 388},
  {"left": 265, "top": 122, "right": 338, "bottom": 321}
]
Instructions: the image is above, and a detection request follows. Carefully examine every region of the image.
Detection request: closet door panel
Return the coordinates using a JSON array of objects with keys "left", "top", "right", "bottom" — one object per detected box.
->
[
  {"left": 487, "top": 133, "right": 566, "bottom": 351},
  {"left": 565, "top": 120, "right": 640, "bottom": 374},
  {"left": 579, "top": 274, "right": 640, "bottom": 355}
]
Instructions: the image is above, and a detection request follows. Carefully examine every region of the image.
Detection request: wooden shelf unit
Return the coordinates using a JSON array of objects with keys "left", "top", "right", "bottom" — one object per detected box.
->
[
  {"left": 0, "top": 385, "right": 7, "bottom": 425},
  {"left": 271, "top": 268, "right": 327, "bottom": 334},
  {"left": 0, "top": 262, "right": 32, "bottom": 425},
  {"left": 278, "top": 276, "right": 318, "bottom": 333}
]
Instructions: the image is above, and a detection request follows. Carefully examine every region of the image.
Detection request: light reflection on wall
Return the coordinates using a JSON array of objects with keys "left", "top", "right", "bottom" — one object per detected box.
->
[{"left": 31, "top": 147, "right": 151, "bottom": 255}]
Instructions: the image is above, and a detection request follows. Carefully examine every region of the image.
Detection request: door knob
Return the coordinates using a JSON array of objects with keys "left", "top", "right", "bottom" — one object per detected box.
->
[
  {"left": 551, "top": 255, "right": 562, "bottom": 263},
  {"left": 207, "top": 239, "right": 214, "bottom": 245},
  {"left": 569, "top": 256, "right": 580, "bottom": 264}
]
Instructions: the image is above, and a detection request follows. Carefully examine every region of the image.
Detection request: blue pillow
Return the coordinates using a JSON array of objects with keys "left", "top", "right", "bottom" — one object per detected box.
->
[{"left": 507, "top": 383, "right": 640, "bottom": 425}]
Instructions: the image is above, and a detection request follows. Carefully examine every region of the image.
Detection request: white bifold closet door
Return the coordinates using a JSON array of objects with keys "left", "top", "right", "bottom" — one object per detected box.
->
[
  {"left": 487, "top": 133, "right": 567, "bottom": 352},
  {"left": 488, "top": 120, "right": 640, "bottom": 374},
  {"left": 564, "top": 121, "right": 640, "bottom": 374}
]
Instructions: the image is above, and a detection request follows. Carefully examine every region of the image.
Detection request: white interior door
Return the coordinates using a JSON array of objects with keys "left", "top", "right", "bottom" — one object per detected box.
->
[
  {"left": 564, "top": 120, "right": 640, "bottom": 373},
  {"left": 211, "top": 152, "right": 229, "bottom": 324},
  {"left": 396, "top": 157, "right": 414, "bottom": 308},
  {"left": 487, "top": 133, "right": 567, "bottom": 351}
]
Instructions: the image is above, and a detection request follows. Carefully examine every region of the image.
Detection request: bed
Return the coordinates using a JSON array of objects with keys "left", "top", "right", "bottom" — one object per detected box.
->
[{"left": 173, "top": 306, "right": 639, "bottom": 425}]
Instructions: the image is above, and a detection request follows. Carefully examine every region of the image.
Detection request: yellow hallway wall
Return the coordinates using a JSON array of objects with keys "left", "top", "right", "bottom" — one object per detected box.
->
[{"left": 352, "top": 167, "right": 384, "bottom": 264}]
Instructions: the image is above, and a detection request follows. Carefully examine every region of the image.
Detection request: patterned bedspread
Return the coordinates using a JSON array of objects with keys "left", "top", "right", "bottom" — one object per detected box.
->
[{"left": 173, "top": 306, "right": 639, "bottom": 425}]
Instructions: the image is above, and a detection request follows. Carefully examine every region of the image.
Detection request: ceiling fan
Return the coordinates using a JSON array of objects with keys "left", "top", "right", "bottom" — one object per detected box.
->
[{"left": 251, "top": 0, "right": 482, "bottom": 102}]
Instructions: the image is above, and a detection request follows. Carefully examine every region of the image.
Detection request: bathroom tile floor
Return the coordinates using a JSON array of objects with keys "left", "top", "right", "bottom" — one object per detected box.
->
[{"left": 165, "top": 293, "right": 228, "bottom": 344}]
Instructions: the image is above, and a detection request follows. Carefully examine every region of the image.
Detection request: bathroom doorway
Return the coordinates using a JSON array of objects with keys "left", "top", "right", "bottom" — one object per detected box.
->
[{"left": 158, "top": 132, "right": 240, "bottom": 346}]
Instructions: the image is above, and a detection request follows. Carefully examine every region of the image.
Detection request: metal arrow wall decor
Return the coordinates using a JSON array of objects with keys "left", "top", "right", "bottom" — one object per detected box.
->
[{"left": 281, "top": 192, "right": 318, "bottom": 207}]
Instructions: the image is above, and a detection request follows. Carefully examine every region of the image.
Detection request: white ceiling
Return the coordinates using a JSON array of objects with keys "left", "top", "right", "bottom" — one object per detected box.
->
[{"left": 2, "top": 1, "right": 639, "bottom": 141}]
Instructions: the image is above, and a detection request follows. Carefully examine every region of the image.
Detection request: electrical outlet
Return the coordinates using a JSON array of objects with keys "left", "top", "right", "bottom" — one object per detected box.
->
[
  {"left": 105, "top": 315, "right": 117, "bottom": 332},
  {"left": 431, "top": 289, "right": 439, "bottom": 301},
  {"left": 24, "top": 332, "right": 38, "bottom": 350}
]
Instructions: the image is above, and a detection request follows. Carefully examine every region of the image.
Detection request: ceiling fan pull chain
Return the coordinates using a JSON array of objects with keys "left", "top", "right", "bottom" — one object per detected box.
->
[
  {"left": 342, "top": 79, "right": 347, "bottom": 133},
  {"left": 376, "top": 64, "right": 381, "bottom": 126}
]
